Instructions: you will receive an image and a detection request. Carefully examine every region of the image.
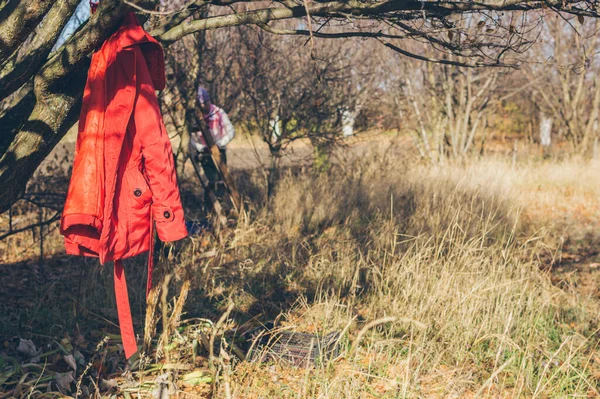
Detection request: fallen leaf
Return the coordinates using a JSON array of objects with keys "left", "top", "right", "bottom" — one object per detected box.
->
[
  {"left": 100, "top": 378, "right": 118, "bottom": 391},
  {"left": 74, "top": 350, "right": 86, "bottom": 368},
  {"left": 153, "top": 373, "right": 176, "bottom": 399},
  {"left": 17, "top": 339, "right": 36, "bottom": 356},
  {"left": 64, "top": 354, "right": 77, "bottom": 372},
  {"left": 99, "top": 378, "right": 119, "bottom": 391},
  {"left": 60, "top": 337, "right": 73, "bottom": 352},
  {"left": 55, "top": 371, "right": 75, "bottom": 395},
  {"left": 0, "top": 371, "right": 10, "bottom": 387},
  {"left": 17, "top": 339, "right": 41, "bottom": 361}
]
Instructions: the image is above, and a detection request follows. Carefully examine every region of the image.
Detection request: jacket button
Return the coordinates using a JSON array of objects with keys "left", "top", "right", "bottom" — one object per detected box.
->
[
  {"left": 163, "top": 211, "right": 171, "bottom": 219},
  {"left": 134, "top": 189, "right": 142, "bottom": 197}
]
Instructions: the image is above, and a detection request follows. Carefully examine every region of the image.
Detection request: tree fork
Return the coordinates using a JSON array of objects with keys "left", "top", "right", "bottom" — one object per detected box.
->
[
  {"left": 0, "top": 0, "right": 81, "bottom": 100},
  {"left": 0, "top": 0, "right": 132, "bottom": 213},
  {"left": 0, "top": 0, "right": 54, "bottom": 63}
]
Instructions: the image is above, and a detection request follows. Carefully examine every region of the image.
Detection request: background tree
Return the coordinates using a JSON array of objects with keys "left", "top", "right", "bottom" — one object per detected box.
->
[
  {"left": 403, "top": 54, "right": 499, "bottom": 162},
  {"left": 235, "top": 30, "right": 354, "bottom": 194},
  {"left": 158, "top": 2, "right": 244, "bottom": 175},
  {"left": 525, "top": 16, "right": 600, "bottom": 153}
]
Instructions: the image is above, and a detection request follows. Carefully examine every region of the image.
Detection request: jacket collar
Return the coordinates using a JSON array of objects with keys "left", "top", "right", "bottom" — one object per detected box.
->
[{"left": 113, "top": 12, "right": 165, "bottom": 90}]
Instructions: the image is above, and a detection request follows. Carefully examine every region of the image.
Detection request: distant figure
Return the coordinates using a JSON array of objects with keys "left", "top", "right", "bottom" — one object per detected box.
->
[
  {"left": 189, "top": 87, "right": 235, "bottom": 197},
  {"left": 342, "top": 109, "right": 356, "bottom": 137},
  {"left": 539, "top": 113, "right": 552, "bottom": 147},
  {"left": 539, "top": 112, "right": 553, "bottom": 159}
]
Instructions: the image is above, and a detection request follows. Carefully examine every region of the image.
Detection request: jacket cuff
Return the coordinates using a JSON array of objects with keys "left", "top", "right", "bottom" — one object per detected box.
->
[
  {"left": 152, "top": 205, "right": 188, "bottom": 242},
  {"left": 60, "top": 214, "right": 102, "bottom": 235}
]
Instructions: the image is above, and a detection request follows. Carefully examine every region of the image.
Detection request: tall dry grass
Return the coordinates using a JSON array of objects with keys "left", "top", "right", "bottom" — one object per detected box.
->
[
  {"left": 207, "top": 154, "right": 600, "bottom": 398},
  {"left": 2, "top": 152, "right": 600, "bottom": 398}
]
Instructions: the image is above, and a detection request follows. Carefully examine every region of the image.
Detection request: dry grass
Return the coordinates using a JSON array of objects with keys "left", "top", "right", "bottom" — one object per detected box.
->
[
  {"left": 213, "top": 155, "right": 600, "bottom": 398},
  {"left": 2, "top": 151, "right": 600, "bottom": 398}
]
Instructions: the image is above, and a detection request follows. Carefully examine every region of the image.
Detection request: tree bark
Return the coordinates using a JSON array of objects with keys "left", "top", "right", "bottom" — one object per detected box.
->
[
  {"left": 0, "top": 0, "right": 54, "bottom": 63},
  {"left": 0, "top": 0, "right": 131, "bottom": 212},
  {"left": 0, "top": 0, "right": 81, "bottom": 100}
]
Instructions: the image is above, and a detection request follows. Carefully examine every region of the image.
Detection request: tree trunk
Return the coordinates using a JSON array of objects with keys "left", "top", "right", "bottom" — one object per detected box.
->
[
  {"left": 267, "top": 153, "right": 281, "bottom": 199},
  {"left": 0, "top": 0, "right": 131, "bottom": 213}
]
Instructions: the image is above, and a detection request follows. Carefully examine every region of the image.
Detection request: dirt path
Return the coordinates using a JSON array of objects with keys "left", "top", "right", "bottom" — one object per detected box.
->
[{"left": 49, "top": 128, "right": 404, "bottom": 173}]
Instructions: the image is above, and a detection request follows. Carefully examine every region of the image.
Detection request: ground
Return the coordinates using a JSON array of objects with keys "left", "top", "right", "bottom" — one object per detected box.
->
[{"left": 1, "top": 133, "right": 600, "bottom": 398}]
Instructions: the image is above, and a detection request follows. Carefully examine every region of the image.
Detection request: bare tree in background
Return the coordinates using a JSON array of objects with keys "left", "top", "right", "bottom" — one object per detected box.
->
[
  {"left": 237, "top": 30, "right": 352, "bottom": 195},
  {"left": 402, "top": 54, "right": 499, "bottom": 162},
  {"left": 527, "top": 16, "right": 600, "bottom": 153},
  {"left": 159, "top": 33, "right": 204, "bottom": 175},
  {"left": 539, "top": 111, "right": 553, "bottom": 156},
  {"left": 159, "top": 18, "right": 245, "bottom": 174}
]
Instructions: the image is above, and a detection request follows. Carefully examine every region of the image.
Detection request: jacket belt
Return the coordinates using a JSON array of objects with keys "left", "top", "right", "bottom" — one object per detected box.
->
[
  {"left": 113, "top": 259, "right": 137, "bottom": 359},
  {"left": 114, "top": 216, "right": 155, "bottom": 359}
]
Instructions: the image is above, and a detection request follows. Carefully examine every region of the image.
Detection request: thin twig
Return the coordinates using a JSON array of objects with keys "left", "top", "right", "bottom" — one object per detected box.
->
[
  {"left": 209, "top": 300, "right": 235, "bottom": 370},
  {"left": 302, "top": 0, "right": 316, "bottom": 57},
  {"left": 123, "top": 0, "right": 198, "bottom": 16},
  {"left": 0, "top": 213, "right": 60, "bottom": 241},
  {"left": 382, "top": 40, "right": 515, "bottom": 68}
]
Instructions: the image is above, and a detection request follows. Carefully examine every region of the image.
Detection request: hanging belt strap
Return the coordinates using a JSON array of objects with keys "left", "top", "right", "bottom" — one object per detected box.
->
[
  {"left": 147, "top": 211, "right": 154, "bottom": 299},
  {"left": 114, "top": 213, "right": 155, "bottom": 359},
  {"left": 114, "top": 259, "right": 137, "bottom": 359}
]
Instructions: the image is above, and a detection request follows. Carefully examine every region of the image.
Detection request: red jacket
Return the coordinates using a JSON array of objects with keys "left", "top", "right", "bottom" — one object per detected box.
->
[{"left": 60, "top": 13, "right": 187, "bottom": 358}]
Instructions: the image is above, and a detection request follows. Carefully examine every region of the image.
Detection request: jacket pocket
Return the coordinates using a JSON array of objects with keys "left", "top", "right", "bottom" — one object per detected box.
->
[
  {"left": 125, "top": 166, "right": 152, "bottom": 206},
  {"left": 121, "top": 166, "right": 153, "bottom": 257}
]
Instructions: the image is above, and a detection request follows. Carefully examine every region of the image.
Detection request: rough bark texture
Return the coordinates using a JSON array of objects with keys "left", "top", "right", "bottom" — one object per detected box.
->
[
  {"left": 0, "top": 0, "right": 81, "bottom": 100},
  {"left": 0, "top": 0, "right": 130, "bottom": 212},
  {"left": 0, "top": 0, "right": 54, "bottom": 62}
]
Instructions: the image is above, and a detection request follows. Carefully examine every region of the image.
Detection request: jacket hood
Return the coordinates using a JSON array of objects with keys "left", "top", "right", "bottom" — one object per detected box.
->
[{"left": 116, "top": 12, "right": 165, "bottom": 90}]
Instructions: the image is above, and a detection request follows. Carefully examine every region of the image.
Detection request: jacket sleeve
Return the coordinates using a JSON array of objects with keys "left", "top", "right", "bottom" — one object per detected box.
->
[
  {"left": 132, "top": 46, "right": 188, "bottom": 243},
  {"left": 216, "top": 109, "right": 235, "bottom": 148},
  {"left": 189, "top": 130, "right": 208, "bottom": 153}
]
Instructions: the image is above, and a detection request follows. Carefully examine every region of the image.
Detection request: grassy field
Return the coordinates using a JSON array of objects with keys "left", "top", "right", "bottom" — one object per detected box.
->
[{"left": 1, "top": 146, "right": 600, "bottom": 398}]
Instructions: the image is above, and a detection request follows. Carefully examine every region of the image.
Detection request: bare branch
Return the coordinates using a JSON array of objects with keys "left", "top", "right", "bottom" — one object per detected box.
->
[
  {"left": 0, "top": 0, "right": 81, "bottom": 100},
  {"left": 0, "top": 211, "right": 60, "bottom": 241},
  {"left": 257, "top": 23, "right": 410, "bottom": 39},
  {"left": 382, "top": 41, "right": 515, "bottom": 68},
  {"left": 150, "top": 0, "right": 264, "bottom": 37},
  {"left": 0, "top": 1, "right": 54, "bottom": 63},
  {"left": 123, "top": 0, "right": 198, "bottom": 15},
  {"left": 158, "top": 0, "right": 600, "bottom": 48},
  {"left": 157, "top": 0, "right": 429, "bottom": 45},
  {"left": 302, "top": 0, "right": 317, "bottom": 56}
]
